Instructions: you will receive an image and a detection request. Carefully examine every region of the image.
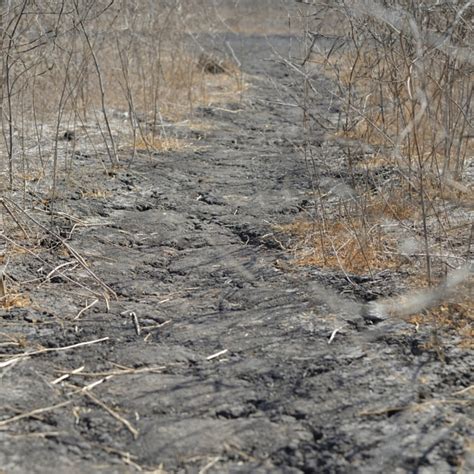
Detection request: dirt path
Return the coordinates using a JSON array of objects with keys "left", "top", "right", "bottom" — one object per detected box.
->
[{"left": 1, "top": 34, "right": 472, "bottom": 474}]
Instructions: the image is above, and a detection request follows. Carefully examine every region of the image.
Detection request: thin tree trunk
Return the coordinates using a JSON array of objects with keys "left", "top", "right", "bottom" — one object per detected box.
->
[{"left": 0, "top": 0, "right": 4, "bottom": 179}]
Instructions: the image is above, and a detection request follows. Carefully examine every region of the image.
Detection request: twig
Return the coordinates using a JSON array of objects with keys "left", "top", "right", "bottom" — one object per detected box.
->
[
  {"left": 0, "top": 268, "right": 6, "bottom": 300},
  {"left": 92, "top": 443, "right": 142, "bottom": 471},
  {"left": 82, "top": 390, "right": 139, "bottom": 439},
  {"left": 73, "top": 299, "right": 99, "bottom": 321},
  {"left": 41, "top": 261, "right": 78, "bottom": 285},
  {"left": 452, "top": 385, "right": 473, "bottom": 396},
  {"left": 141, "top": 320, "right": 171, "bottom": 331},
  {"left": 0, "top": 199, "right": 29, "bottom": 238},
  {"left": 0, "top": 337, "right": 110, "bottom": 362},
  {"left": 0, "top": 357, "right": 21, "bottom": 369},
  {"left": 68, "top": 376, "right": 112, "bottom": 395},
  {"left": 328, "top": 325, "right": 345, "bottom": 344},
  {"left": 199, "top": 457, "right": 221, "bottom": 474},
  {"left": 51, "top": 366, "right": 85, "bottom": 385},
  {"left": 206, "top": 349, "right": 228, "bottom": 361},
  {"left": 130, "top": 312, "right": 141, "bottom": 336},
  {"left": 0, "top": 400, "right": 73, "bottom": 427},
  {"left": 54, "top": 366, "right": 165, "bottom": 378}
]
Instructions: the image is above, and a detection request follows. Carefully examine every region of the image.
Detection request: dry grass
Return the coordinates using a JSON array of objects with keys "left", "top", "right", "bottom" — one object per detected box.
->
[
  {"left": 80, "top": 189, "right": 112, "bottom": 199},
  {"left": 1, "top": 293, "right": 31, "bottom": 310},
  {"left": 409, "top": 297, "right": 473, "bottom": 349},
  {"left": 130, "top": 134, "right": 191, "bottom": 153},
  {"left": 104, "top": 52, "right": 247, "bottom": 123},
  {"left": 280, "top": 218, "right": 400, "bottom": 274},
  {"left": 279, "top": 188, "right": 421, "bottom": 274},
  {"left": 4, "top": 1, "right": 248, "bottom": 172}
]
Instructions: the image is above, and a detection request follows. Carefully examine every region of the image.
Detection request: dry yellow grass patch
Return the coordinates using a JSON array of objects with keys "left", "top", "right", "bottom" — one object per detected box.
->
[
  {"left": 1, "top": 293, "right": 31, "bottom": 310},
  {"left": 280, "top": 218, "right": 400, "bottom": 274},
  {"left": 3, "top": 243, "right": 31, "bottom": 257},
  {"left": 410, "top": 301, "right": 473, "bottom": 349},
  {"left": 108, "top": 53, "right": 248, "bottom": 152},
  {"left": 130, "top": 134, "right": 191, "bottom": 153},
  {"left": 102, "top": 50, "right": 247, "bottom": 125},
  {"left": 351, "top": 152, "right": 392, "bottom": 170},
  {"left": 195, "top": 71, "right": 248, "bottom": 109},
  {"left": 399, "top": 274, "right": 473, "bottom": 347},
  {"left": 365, "top": 191, "right": 418, "bottom": 221},
  {"left": 279, "top": 189, "right": 420, "bottom": 274},
  {"left": 80, "top": 189, "right": 111, "bottom": 199}
]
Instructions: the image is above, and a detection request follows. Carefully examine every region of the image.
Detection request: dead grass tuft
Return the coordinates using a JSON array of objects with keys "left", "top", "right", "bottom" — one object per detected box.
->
[
  {"left": 131, "top": 134, "right": 191, "bottom": 153},
  {"left": 280, "top": 217, "right": 400, "bottom": 274},
  {"left": 279, "top": 188, "right": 421, "bottom": 274},
  {"left": 412, "top": 304, "right": 473, "bottom": 349},
  {"left": 80, "top": 189, "right": 111, "bottom": 199},
  {"left": 296, "top": 1, "right": 473, "bottom": 298},
  {"left": 2, "top": 293, "right": 31, "bottom": 310}
]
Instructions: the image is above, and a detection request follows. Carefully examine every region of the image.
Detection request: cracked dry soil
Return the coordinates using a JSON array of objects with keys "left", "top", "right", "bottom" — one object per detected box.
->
[{"left": 0, "top": 34, "right": 472, "bottom": 473}]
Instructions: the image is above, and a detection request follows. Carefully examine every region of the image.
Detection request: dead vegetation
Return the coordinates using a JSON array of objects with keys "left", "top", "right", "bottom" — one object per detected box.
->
[
  {"left": 0, "top": 0, "right": 246, "bottom": 176},
  {"left": 286, "top": 0, "right": 472, "bottom": 330},
  {"left": 0, "top": 0, "right": 248, "bottom": 308},
  {"left": 0, "top": 4, "right": 471, "bottom": 471}
]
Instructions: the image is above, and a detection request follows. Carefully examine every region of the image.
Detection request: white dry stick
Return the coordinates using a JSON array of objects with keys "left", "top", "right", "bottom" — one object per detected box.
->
[
  {"left": 51, "top": 366, "right": 85, "bottom": 385},
  {"left": 65, "top": 376, "right": 113, "bottom": 397},
  {"left": 199, "top": 456, "right": 221, "bottom": 474},
  {"left": 206, "top": 349, "right": 228, "bottom": 361},
  {"left": 0, "top": 337, "right": 110, "bottom": 364},
  {"left": 83, "top": 390, "right": 139, "bottom": 439},
  {"left": 0, "top": 400, "right": 73, "bottom": 427},
  {"left": 80, "top": 376, "right": 112, "bottom": 393},
  {"left": 453, "top": 385, "right": 474, "bottom": 396},
  {"left": 328, "top": 326, "right": 345, "bottom": 345},
  {"left": 0, "top": 357, "right": 20, "bottom": 369},
  {"left": 130, "top": 312, "right": 141, "bottom": 336},
  {"left": 55, "top": 366, "right": 165, "bottom": 378},
  {"left": 73, "top": 299, "right": 99, "bottom": 320},
  {"left": 41, "top": 261, "right": 77, "bottom": 285},
  {"left": 141, "top": 320, "right": 172, "bottom": 331}
]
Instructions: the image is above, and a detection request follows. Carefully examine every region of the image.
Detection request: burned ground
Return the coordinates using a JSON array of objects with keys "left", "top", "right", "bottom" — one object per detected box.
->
[{"left": 0, "top": 30, "right": 472, "bottom": 474}]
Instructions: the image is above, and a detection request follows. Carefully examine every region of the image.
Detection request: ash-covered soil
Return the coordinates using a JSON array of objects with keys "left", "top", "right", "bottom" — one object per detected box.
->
[{"left": 0, "top": 33, "right": 472, "bottom": 474}]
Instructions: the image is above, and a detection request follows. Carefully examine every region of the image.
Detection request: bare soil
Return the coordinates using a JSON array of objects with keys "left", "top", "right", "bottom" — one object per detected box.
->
[{"left": 0, "top": 31, "right": 472, "bottom": 474}]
